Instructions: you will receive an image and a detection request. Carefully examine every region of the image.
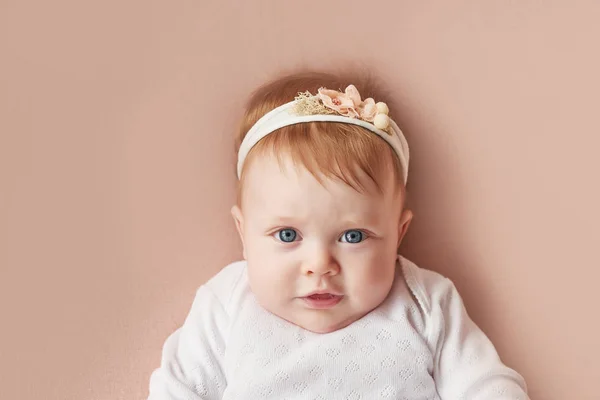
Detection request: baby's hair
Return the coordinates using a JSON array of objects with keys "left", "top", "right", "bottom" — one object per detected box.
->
[{"left": 235, "top": 71, "right": 405, "bottom": 203}]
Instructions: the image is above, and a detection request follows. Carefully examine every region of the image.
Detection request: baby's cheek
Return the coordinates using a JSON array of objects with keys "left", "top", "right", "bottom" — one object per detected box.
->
[
  {"left": 350, "top": 265, "right": 394, "bottom": 302},
  {"left": 247, "top": 262, "right": 293, "bottom": 304},
  {"left": 247, "top": 264, "right": 274, "bottom": 296},
  {"left": 247, "top": 275, "right": 281, "bottom": 315}
]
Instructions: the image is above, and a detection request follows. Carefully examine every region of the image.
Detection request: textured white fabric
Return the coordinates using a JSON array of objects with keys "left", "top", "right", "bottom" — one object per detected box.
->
[
  {"left": 236, "top": 101, "right": 410, "bottom": 184},
  {"left": 148, "top": 256, "right": 528, "bottom": 399}
]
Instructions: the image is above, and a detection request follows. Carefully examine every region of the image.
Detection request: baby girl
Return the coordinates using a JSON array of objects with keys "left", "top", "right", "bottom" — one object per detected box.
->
[{"left": 147, "top": 72, "right": 529, "bottom": 399}]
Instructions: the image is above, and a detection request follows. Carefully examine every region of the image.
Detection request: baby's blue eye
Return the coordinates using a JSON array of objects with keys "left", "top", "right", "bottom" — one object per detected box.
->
[
  {"left": 341, "top": 230, "right": 365, "bottom": 243},
  {"left": 277, "top": 229, "right": 297, "bottom": 243}
]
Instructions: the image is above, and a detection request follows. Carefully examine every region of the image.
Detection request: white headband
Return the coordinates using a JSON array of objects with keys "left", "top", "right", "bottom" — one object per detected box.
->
[{"left": 237, "top": 89, "right": 410, "bottom": 184}]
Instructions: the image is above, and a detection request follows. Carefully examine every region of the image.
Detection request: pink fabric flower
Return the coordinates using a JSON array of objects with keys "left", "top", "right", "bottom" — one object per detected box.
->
[
  {"left": 317, "top": 85, "right": 362, "bottom": 118},
  {"left": 317, "top": 85, "right": 378, "bottom": 121},
  {"left": 358, "top": 98, "right": 377, "bottom": 122}
]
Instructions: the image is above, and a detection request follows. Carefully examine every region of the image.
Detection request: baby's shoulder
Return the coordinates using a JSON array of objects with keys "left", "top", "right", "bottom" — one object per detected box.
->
[
  {"left": 203, "top": 260, "right": 248, "bottom": 311},
  {"left": 397, "top": 255, "right": 459, "bottom": 317}
]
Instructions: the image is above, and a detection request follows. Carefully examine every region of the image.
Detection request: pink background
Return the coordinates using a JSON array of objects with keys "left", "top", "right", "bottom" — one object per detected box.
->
[{"left": 1, "top": 1, "right": 599, "bottom": 399}]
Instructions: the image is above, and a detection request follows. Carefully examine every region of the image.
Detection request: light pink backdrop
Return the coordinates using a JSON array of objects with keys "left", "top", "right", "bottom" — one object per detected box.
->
[{"left": 1, "top": 1, "right": 599, "bottom": 399}]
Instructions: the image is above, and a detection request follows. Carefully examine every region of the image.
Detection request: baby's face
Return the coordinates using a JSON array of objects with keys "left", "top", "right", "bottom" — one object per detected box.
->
[{"left": 232, "top": 153, "right": 412, "bottom": 334}]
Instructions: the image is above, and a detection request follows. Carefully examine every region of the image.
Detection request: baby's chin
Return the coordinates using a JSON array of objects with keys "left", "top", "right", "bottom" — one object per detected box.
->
[
  {"left": 283, "top": 312, "right": 367, "bottom": 334},
  {"left": 305, "top": 320, "right": 354, "bottom": 334},
  {"left": 256, "top": 296, "right": 379, "bottom": 334}
]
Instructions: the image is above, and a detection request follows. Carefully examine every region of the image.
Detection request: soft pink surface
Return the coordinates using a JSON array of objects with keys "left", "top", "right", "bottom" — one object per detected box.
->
[{"left": 1, "top": 1, "right": 599, "bottom": 399}]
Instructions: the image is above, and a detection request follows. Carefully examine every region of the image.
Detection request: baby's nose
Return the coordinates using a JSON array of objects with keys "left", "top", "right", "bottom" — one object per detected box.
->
[{"left": 302, "top": 250, "right": 340, "bottom": 276}]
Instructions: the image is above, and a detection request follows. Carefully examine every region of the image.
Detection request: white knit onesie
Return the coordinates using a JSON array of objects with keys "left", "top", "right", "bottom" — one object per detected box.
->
[{"left": 148, "top": 256, "right": 528, "bottom": 399}]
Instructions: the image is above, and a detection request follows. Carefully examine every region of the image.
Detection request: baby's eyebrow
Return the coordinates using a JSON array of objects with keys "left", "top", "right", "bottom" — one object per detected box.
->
[
  {"left": 339, "top": 210, "right": 383, "bottom": 224},
  {"left": 335, "top": 215, "right": 365, "bottom": 225},
  {"left": 259, "top": 208, "right": 384, "bottom": 227},
  {"left": 263, "top": 215, "right": 304, "bottom": 225}
]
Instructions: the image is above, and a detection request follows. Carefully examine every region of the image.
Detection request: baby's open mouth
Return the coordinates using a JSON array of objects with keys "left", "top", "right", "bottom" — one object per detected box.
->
[
  {"left": 308, "top": 293, "right": 337, "bottom": 300},
  {"left": 302, "top": 293, "right": 343, "bottom": 309}
]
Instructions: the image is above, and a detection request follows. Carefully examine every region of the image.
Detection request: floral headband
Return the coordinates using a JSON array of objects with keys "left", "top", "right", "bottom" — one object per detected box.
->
[{"left": 237, "top": 85, "right": 410, "bottom": 184}]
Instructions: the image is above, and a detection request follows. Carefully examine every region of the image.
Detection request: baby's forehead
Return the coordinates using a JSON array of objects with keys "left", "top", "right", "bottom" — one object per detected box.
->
[
  {"left": 241, "top": 153, "right": 401, "bottom": 207},
  {"left": 245, "top": 153, "right": 370, "bottom": 190}
]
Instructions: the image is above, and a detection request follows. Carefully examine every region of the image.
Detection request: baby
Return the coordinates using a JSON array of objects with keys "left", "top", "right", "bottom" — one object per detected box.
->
[{"left": 147, "top": 72, "right": 529, "bottom": 399}]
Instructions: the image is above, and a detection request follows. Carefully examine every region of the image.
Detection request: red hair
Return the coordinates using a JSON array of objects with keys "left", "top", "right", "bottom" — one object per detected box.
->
[{"left": 236, "top": 71, "right": 404, "bottom": 202}]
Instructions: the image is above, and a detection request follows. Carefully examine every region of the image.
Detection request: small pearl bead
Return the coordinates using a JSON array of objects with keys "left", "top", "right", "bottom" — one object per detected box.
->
[
  {"left": 374, "top": 114, "right": 390, "bottom": 130},
  {"left": 376, "top": 102, "right": 389, "bottom": 115}
]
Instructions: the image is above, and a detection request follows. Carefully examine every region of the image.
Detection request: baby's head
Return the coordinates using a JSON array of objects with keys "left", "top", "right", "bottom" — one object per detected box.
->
[{"left": 231, "top": 72, "right": 412, "bottom": 333}]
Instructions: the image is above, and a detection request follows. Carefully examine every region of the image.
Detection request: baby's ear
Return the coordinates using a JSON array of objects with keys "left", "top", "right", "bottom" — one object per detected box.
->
[
  {"left": 230, "top": 205, "right": 247, "bottom": 259},
  {"left": 397, "top": 208, "right": 413, "bottom": 248}
]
